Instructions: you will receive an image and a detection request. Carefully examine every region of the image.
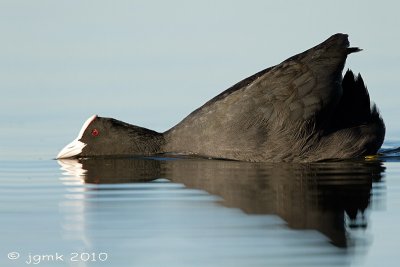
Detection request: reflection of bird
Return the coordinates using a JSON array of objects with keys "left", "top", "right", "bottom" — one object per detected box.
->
[
  {"left": 57, "top": 157, "right": 385, "bottom": 247},
  {"left": 57, "top": 33, "right": 385, "bottom": 162}
]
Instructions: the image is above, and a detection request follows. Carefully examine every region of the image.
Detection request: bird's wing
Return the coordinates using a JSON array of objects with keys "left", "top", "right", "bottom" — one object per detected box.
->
[
  {"left": 164, "top": 34, "right": 355, "bottom": 159},
  {"left": 243, "top": 34, "right": 354, "bottom": 130}
]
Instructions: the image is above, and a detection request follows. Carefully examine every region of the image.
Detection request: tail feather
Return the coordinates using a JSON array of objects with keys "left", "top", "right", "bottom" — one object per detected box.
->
[
  {"left": 329, "top": 69, "right": 375, "bottom": 131},
  {"left": 325, "top": 69, "right": 385, "bottom": 156},
  {"left": 347, "top": 47, "right": 362, "bottom": 54}
]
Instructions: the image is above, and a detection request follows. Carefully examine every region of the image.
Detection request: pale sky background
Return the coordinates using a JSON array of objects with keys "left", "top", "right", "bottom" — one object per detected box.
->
[{"left": 0, "top": 0, "right": 399, "bottom": 159}]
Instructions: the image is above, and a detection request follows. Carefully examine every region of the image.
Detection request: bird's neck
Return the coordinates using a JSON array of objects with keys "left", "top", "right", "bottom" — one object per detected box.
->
[{"left": 125, "top": 125, "right": 166, "bottom": 155}]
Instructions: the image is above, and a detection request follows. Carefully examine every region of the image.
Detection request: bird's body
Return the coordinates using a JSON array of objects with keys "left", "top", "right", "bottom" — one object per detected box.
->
[{"left": 57, "top": 33, "right": 385, "bottom": 162}]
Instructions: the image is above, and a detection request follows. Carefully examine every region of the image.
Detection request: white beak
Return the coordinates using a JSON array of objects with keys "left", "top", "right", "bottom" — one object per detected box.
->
[
  {"left": 56, "top": 115, "right": 97, "bottom": 159},
  {"left": 57, "top": 139, "right": 86, "bottom": 159}
]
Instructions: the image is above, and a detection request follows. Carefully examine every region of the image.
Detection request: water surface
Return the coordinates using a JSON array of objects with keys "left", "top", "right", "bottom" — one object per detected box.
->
[{"left": 1, "top": 151, "right": 400, "bottom": 266}]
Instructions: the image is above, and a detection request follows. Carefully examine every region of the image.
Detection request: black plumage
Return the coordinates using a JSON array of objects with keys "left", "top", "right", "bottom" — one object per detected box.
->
[{"left": 57, "top": 33, "right": 385, "bottom": 162}]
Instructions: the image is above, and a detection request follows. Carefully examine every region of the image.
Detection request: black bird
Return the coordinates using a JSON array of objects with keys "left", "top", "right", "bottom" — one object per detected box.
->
[{"left": 57, "top": 33, "right": 385, "bottom": 162}]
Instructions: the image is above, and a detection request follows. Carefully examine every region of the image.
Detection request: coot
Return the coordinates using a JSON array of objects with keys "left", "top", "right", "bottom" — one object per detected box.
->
[{"left": 57, "top": 33, "right": 385, "bottom": 162}]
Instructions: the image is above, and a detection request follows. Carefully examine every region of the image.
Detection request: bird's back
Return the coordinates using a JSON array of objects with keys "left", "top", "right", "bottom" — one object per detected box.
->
[{"left": 163, "top": 34, "right": 384, "bottom": 162}]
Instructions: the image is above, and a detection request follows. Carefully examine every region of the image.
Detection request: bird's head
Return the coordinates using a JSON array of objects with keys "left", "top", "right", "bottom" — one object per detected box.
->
[{"left": 57, "top": 115, "right": 164, "bottom": 159}]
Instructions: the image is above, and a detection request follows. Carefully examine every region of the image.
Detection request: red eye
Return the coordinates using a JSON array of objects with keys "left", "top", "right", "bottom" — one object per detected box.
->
[{"left": 91, "top": 129, "right": 99, "bottom": 137}]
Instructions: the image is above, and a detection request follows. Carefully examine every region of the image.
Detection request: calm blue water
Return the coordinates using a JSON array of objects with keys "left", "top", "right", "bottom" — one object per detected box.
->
[{"left": 1, "top": 150, "right": 400, "bottom": 267}]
